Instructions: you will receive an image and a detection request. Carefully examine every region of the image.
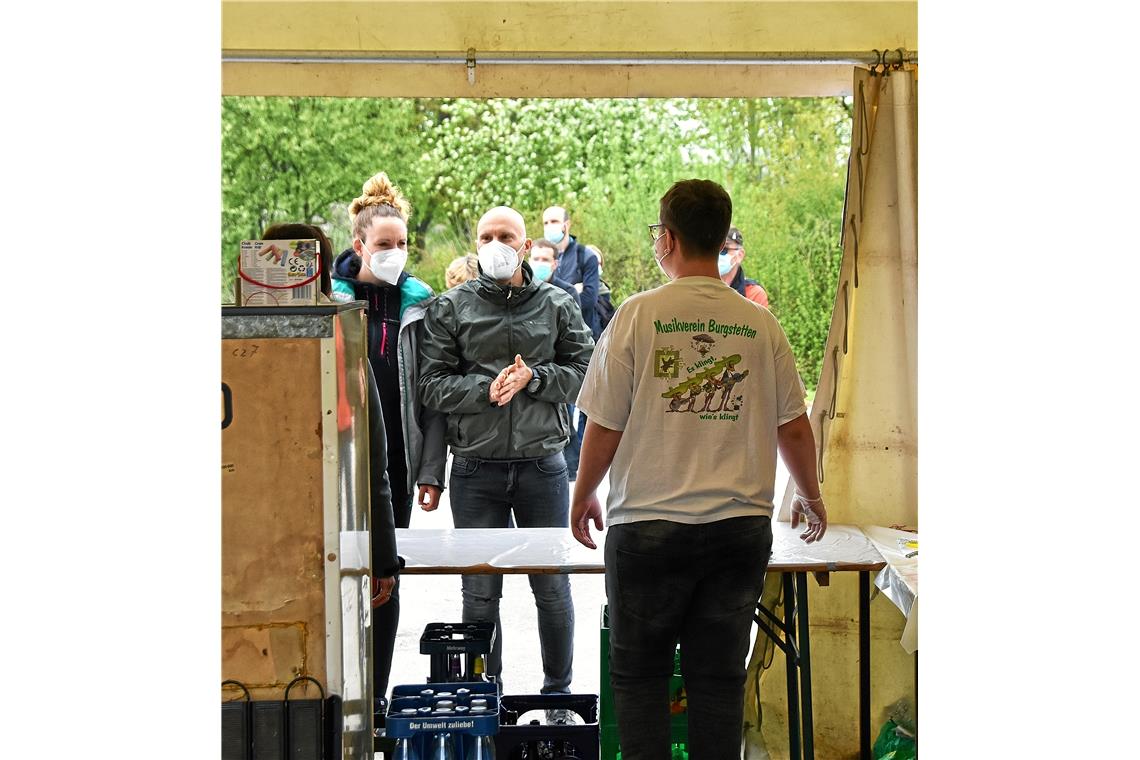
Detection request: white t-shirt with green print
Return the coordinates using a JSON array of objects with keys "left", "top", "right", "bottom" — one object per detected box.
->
[{"left": 577, "top": 276, "right": 806, "bottom": 526}]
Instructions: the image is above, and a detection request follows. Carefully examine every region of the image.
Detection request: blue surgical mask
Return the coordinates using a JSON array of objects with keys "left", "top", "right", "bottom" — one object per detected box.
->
[
  {"left": 532, "top": 261, "right": 554, "bottom": 282},
  {"left": 544, "top": 225, "right": 565, "bottom": 245},
  {"left": 718, "top": 253, "right": 734, "bottom": 277}
]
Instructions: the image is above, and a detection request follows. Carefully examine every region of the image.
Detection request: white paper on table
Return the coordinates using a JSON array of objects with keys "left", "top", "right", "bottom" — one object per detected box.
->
[{"left": 862, "top": 524, "right": 919, "bottom": 653}]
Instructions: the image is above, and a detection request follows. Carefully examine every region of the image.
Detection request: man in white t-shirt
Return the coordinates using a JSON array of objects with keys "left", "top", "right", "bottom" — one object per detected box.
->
[{"left": 572, "top": 179, "right": 827, "bottom": 759}]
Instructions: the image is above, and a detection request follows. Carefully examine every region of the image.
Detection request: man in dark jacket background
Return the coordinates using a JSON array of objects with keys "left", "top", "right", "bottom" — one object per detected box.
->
[
  {"left": 541, "top": 205, "right": 600, "bottom": 337},
  {"left": 418, "top": 206, "right": 595, "bottom": 694},
  {"left": 542, "top": 205, "right": 601, "bottom": 480}
]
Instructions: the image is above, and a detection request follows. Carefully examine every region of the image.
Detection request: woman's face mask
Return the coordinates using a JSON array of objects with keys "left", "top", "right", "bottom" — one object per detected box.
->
[
  {"left": 365, "top": 244, "right": 408, "bottom": 285},
  {"left": 477, "top": 240, "right": 525, "bottom": 281}
]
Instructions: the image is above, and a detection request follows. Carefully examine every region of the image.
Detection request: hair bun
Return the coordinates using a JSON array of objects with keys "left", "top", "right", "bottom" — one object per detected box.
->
[{"left": 349, "top": 171, "right": 411, "bottom": 219}]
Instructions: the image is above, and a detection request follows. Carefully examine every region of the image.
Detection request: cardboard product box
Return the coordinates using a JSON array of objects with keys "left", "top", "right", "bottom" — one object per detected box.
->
[{"left": 238, "top": 239, "right": 322, "bottom": 306}]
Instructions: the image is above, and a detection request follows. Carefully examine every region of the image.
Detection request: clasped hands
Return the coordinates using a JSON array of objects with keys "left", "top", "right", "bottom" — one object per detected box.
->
[{"left": 489, "top": 354, "right": 534, "bottom": 407}]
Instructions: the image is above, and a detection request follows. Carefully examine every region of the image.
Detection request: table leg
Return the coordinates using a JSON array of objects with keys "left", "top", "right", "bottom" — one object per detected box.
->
[
  {"left": 795, "top": 572, "right": 814, "bottom": 760},
  {"left": 914, "top": 651, "right": 918, "bottom": 758},
  {"left": 860, "top": 570, "right": 871, "bottom": 760},
  {"left": 782, "top": 572, "right": 801, "bottom": 760}
]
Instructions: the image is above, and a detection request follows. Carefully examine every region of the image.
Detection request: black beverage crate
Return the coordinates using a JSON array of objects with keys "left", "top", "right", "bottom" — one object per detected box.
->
[
  {"left": 496, "top": 694, "right": 599, "bottom": 760},
  {"left": 420, "top": 621, "right": 496, "bottom": 683}
]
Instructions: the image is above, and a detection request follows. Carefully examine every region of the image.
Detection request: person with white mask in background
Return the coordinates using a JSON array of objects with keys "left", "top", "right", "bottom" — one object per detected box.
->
[
  {"left": 330, "top": 171, "right": 448, "bottom": 709},
  {"left": 419, "top": 205, "right": 595, "bottom": 698}
]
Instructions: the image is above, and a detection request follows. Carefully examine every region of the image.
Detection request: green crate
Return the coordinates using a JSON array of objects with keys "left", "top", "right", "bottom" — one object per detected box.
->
[
  {"left": 612, "top": 743, "right": 689, "bottom": 760},
  {"left": 599, "top": 605, "right": 689, "bottom": 760}
]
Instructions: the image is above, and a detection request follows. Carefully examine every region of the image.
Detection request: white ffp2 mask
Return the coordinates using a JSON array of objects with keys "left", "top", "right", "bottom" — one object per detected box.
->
[
  {"left": 477, "top": 240, "right": 524, "bottom": 280},
  {"left": 367, "top": 246, "right": 408, "bottom": 285}
]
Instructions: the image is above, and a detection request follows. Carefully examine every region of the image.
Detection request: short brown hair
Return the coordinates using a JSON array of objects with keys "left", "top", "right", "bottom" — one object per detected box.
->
[
  {"left": 531, "top": 238, "right": 558, "bottom": 255},
  {"left": 659, "top": 179, "right": 732, "bottom": 257}
]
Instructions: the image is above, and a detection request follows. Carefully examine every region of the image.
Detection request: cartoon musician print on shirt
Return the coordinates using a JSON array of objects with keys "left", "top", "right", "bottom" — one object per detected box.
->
[{"left": 653, "top": 314, "right": 760, "bottom": 422}]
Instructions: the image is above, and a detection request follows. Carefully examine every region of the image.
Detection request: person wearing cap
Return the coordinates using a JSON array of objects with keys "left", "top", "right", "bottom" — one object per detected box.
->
[{"left": 719, "top": 226, "right": 770, "bottom": 308}]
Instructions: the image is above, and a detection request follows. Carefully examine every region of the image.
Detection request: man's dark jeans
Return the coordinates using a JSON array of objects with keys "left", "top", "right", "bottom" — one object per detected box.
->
[
  {"left": 449, "top": 452, "right": 574, "bottom": 694},
  {"left": 605, "top": 516, "right": 773, "bottom": 759}
]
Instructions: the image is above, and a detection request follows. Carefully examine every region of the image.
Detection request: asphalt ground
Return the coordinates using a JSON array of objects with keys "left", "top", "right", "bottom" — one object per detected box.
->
[
  {"left": 387, "top": 454, "right": 791, "bottom": 702},
  {"left": 386, "top": 465, "right": 611, "bottom": 699}
]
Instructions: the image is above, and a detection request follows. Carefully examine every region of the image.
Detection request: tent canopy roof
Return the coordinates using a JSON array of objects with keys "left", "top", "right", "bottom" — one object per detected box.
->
[{"left": 222, "top": 0, "right": 917, "bottom": 97}]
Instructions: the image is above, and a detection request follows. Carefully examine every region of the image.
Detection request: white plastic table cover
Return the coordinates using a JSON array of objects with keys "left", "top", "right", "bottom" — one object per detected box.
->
[
  {"left": 395, "top": 523, "right": 885, "bottom": 575},
  {"left": 861, "top": 525, "right": 919, "bottom": 653}
]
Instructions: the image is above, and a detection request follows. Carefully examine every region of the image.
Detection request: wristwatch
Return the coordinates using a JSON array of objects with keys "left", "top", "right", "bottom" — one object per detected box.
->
[{"left": 526, "top": 367, "right": 543, "bottom": 395}]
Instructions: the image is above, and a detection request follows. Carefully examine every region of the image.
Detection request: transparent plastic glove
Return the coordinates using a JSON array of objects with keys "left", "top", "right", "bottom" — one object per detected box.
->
[{"left": 791, "top": 493, "right": 828, "bottom": 544}]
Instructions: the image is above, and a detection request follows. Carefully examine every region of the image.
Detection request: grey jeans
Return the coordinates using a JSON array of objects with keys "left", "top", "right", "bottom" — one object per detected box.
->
[
  {"left": 449, "top": 452, "right": 574, "bottom": 694},
  {"left": 605, "top": 516, "right": 772, "bottom": 759}
]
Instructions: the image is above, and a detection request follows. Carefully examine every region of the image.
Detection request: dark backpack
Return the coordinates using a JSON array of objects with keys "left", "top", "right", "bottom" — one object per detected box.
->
[
  {"left": 595, "top": 284, "right": 616, "bottom": 331},
  {"left": 573, "top": 243, "right": 615, "bottom": 332}
]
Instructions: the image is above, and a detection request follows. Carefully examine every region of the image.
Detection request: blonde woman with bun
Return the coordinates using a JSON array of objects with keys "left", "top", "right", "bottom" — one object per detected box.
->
[{"left": 330, "top": 172, "right": 447, "bottom": 706}]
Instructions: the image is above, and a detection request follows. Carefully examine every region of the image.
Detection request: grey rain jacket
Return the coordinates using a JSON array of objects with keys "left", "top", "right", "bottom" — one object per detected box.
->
[
  {"left": 418, "top": 260, "right": 595, "bottom": 460},
  {"left": 397, "top": 299, "right": 447, "bottom": 492}
]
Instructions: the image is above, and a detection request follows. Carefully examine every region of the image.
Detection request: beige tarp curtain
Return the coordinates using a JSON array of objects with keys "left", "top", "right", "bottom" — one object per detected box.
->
[{"left": 743, "top": 63, "right": 918, "bottom": 758}]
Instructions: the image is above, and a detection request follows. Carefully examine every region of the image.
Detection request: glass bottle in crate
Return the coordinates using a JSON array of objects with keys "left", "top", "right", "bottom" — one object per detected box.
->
[
  {"left": 464, "top": 734, "right": 496, "bottom": 760},
  {"left": 427, "top": 731, "right": 456, "bottom": 760},
  {"left": 393, "top": 736, "right": 421, "bottom": 760}
]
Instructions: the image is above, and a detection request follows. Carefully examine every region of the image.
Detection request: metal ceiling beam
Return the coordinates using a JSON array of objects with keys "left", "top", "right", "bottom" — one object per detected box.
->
[{"left": 222, "top": 0, "right": 917, "bottom": 97}]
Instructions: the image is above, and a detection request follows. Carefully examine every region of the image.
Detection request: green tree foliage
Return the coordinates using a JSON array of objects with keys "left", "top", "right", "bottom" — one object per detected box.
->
[
  {"left": 221, "top": 97, "right": 422, "bottom": 289},
  {"left": 222, "top": 96, "right": 850, "bottom": 388}
]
